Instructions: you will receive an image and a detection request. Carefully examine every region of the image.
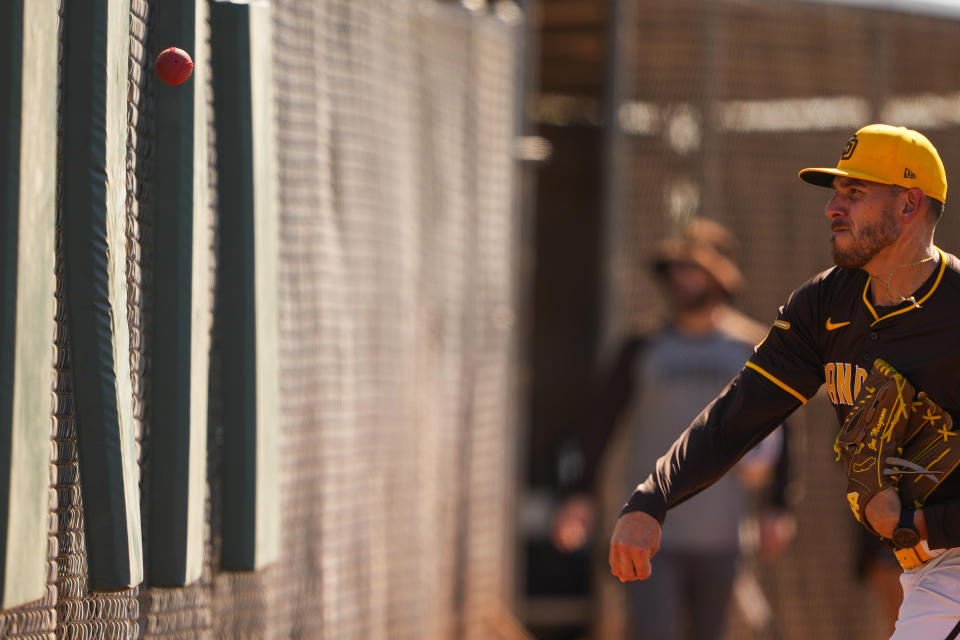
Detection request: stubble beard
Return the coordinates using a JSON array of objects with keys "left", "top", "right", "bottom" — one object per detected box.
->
[{"left": 831, "top": 205, "right": 901, "bottom": 269}]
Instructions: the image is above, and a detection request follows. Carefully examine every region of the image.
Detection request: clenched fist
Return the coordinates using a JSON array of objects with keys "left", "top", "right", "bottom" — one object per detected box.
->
[{"left": 609, "top": 510, "right": 661, "bottom": 582}]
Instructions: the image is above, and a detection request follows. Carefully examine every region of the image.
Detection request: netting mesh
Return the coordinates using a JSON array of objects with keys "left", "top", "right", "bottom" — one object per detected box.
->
[
  {"left": 258, "top": 3, "right": 521, "bottom": 638},
  {"left": 597, "top": 1, "right": 960, "bottom": 638}
]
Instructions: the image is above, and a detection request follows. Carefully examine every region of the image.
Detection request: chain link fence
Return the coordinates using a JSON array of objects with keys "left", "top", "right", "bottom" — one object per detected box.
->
[{"left": 0, "top": 1, "right": 524, "bottom": 639}]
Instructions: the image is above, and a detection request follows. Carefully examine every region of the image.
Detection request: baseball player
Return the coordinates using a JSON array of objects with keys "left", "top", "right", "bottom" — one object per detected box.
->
[{"left": 609, "top": 124, "right": 960, "bottom": 640}]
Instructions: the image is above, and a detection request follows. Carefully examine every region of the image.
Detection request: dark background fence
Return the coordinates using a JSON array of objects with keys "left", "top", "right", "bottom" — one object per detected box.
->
[{"left": 524, "top": 1, "right": 960, "bottom": 639}]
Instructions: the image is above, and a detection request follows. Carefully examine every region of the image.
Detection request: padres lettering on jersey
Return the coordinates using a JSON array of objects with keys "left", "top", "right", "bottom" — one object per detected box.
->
[
  {"left": 623, "top": 247, "right": 960, "bottom": 527},
  {"left": 823, "top": 362, "right": 868, "bottom": 406}
]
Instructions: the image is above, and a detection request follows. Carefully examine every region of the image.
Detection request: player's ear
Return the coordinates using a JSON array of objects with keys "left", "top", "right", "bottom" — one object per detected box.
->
[{"left": 900, "top": 188, "right": 925, "bottom": 221}]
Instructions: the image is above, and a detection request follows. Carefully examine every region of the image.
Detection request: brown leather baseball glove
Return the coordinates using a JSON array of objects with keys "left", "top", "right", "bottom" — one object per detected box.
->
[
  {"left": 834, "top": 359, "right": 933, "bottom": 536},
  {"left": 892, "top": 390, "right": 958, "bottom": 509}
]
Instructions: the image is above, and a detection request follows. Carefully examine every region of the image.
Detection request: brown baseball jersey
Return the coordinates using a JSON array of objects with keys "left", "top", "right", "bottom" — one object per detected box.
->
[{"left": 623, "top": 246, "right": 960, "bottom": 549}]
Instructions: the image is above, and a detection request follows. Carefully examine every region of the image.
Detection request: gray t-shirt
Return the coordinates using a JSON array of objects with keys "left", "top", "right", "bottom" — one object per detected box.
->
[{"left": 624, "top": 328, "right": 756, "bottom": 552}]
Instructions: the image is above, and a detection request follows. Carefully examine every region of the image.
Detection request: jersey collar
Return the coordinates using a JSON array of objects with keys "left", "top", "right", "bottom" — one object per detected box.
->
[{"left": 861, "top": 246, "right": 947, "bottom": 326}]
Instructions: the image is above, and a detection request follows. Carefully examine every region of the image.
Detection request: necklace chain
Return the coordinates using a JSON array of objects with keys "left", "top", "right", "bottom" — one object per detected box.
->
[{"left": 869, "top": 254, "right": 936, "bottom": 309}]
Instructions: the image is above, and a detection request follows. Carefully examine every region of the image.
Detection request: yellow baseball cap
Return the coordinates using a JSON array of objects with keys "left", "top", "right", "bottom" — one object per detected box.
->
[{"left": 798, "top": 124, "right": 947, "bottom": 203}]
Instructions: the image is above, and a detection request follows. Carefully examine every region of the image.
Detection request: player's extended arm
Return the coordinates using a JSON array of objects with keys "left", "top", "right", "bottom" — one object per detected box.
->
[{"left": 609, "top": 366, "right": 802, "bottom": 580}]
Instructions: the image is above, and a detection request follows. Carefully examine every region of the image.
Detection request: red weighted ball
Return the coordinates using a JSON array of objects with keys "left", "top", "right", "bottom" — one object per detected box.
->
[{"left": 155, "top": 47, "right": 194, "bottom": 86}]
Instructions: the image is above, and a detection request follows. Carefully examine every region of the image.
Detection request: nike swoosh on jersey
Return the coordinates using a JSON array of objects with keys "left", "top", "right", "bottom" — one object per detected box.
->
[{"left": 826, "top": 318, "right": 851, "bottom": 331}]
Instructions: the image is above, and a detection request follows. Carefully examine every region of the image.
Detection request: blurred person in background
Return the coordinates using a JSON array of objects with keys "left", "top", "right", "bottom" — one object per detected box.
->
[
  {"left": 553, "top": 218, "right": 795, "bottom": 640},
  {"left": 608, "top": 124, "right": 960, "bottom": 640}
]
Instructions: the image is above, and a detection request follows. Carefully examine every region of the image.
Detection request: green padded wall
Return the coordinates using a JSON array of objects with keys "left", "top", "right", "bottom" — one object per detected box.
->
[
  {"left": 60, "top": 0, "right": 143, "bottom": 591},
  {"left": 210, "top": 0, "right": 280, "bottom": 571},
  {"left": 0, "top": 0, "right": 58, "bottom": 609},
  {"left": 147, "top": 0, "right": 212, "bottom": 587}
]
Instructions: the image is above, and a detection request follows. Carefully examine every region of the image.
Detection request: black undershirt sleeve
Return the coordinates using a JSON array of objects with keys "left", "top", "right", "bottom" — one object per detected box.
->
[{"left": 621, "top": 366, "right": 803, "bottom": 523}]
